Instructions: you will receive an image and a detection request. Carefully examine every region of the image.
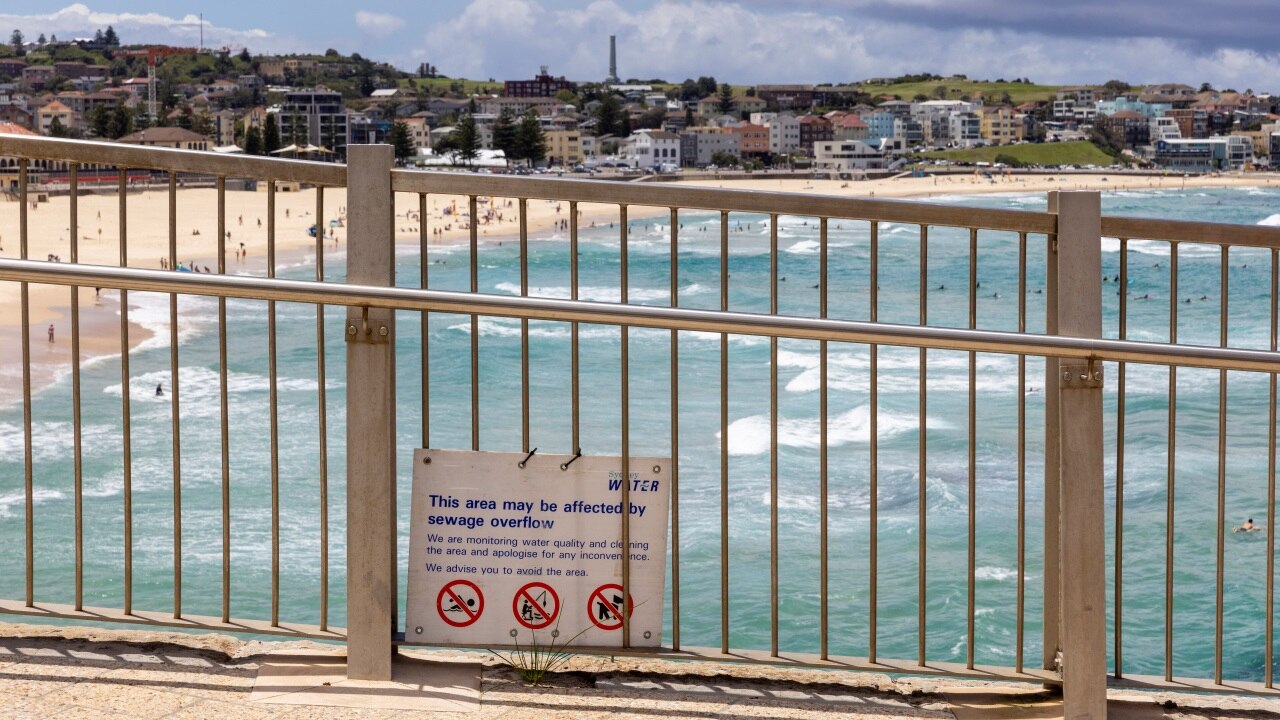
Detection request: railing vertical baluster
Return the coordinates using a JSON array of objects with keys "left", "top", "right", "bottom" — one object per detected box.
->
[
  {"left": 470, "top": 195, "right": 480, "bottom": 452},
  {"left": 1049, "top": 191, "right": 1106, "bottom": 718},
  {"left": 1115, "top": 237, "right": 1129, "bottom": 678},
  {"left": 869, "top": 219, "right": 879, "bottom": 664},
  {"left": 818, "top": 215, "right": 828, "bottom": 661},
  {"left": 1044, "top": 223, "right": 1062, "bottom": 675},
  {"left": 119, "top": 167, "right": 132, "bottom": 615},
  {"left": 267, "top": 180, "right": 280, "bottom": 627},
  {"left": 218, "top": 176, "right": 230, "bottom": 624},
  {"left": 967, "top": 227, "right": 977, "bottom": 670},
  {"left": 1016, "top": 231, "right": 1027, "bottom": 674},
  {"left": 168, "top": 171, "right": 182, "bottom": 619},
  {"left": 620, "top": 205, "right": 632, "bottom": 649},
  {"left": 345, "top": 145, "right": 397, "bottom": 681},
  {"left": 918, "top": 223, "right": 928, "bottom": 666},
  {"left": 19, "top": 159, "right": 32, "bottom": 608},
  {"left": 1167, "top": 242, "right": 1179, "bottom": 683},
  {"left": 1268, "top": 247, "right": 1278, "bottom": 690},
  {"left": 570, "top": 201, "right": 580, "bottom": 456},
  {"left": 669, "top": 207, "right": 681, "bottom": 651},
  {"left": 419, "top": 193, "right": 430, "bottom": 450},
  {"left": 769, "top": 212, "right": 780, "bottom": 659},
  {"left": 720, "top": 209, "right": 730, "bottom": 655},
  {"left": 1215, "top": 244, "right": 1228, "bottom": 686},
  {"left": 520, "top": 198, "right": 530, "bottom": 454},
  {"left": 70, "top": 163, "right": 83, "bottom": 612},
  {"left": 316, "top": 185, "right": 329, "bottom": 632}
]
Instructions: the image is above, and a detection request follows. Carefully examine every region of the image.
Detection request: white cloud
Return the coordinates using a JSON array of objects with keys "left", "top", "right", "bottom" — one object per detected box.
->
[
  {"left": 420, "top": 0, "right": 1280, "bottom": 91},
  {"left": 355, "top": 11, "right": 405, "bottom": 36},
  {"left": 0, "top": 3, "right": 295, "bottom": 53}
]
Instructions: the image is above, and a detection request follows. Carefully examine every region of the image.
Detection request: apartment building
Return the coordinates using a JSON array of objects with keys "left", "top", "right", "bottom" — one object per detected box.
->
[{"left": 277, "top": 88, "right": 349, "bottom": 158}]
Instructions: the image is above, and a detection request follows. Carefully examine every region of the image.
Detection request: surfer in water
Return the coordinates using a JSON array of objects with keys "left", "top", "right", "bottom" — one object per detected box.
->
[{"left": 1236, "top": 518, "right": 1262, "bottom": 533}]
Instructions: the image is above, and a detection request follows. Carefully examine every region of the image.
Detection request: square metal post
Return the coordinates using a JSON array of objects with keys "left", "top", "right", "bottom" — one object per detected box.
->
[
  {"left": 345, "top": 144, "right": 397, "bottom": 681},
  {"left": 1049, "top": 191, "right": 1107, "bottom": 718}
]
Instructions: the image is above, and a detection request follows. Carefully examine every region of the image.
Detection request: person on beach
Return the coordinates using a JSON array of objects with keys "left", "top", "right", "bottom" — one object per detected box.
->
[{"left": 47, "top": 324, "right": 54, "bottom": 343}]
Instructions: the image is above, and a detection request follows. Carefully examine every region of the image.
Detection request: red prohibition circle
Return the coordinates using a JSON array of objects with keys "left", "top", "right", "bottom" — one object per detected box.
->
[
  {"left": 512, "top": 581, "right": 560, "bottom": 630},
  {"left": 587, "top": 583, "right": 634, "bottom": 631},
  {"left": 436, "top": 579, "right": 484, "bottom": 627}
]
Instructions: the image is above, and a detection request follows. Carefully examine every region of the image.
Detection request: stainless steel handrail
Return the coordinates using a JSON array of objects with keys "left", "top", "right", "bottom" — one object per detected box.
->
[{"left": 2, "top": 258, "right": 1278, "bottom": 373}]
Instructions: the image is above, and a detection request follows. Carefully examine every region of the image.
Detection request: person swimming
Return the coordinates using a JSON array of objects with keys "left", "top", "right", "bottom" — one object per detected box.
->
[{"left": 1236, "top": 518, "right": 1262, "bottom": 533}]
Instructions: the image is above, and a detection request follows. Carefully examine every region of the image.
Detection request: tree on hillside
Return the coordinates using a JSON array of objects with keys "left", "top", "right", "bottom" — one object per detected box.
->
[
  {"left": 263, "top": 113, "right": 281, "bottom": 153},
  {"left": 48, "top": 116, "right": 67, "bottom": 137},
  {"left": 10, "top": 29, "right": 24, "bottom": 56},
  {"left": 103, "top": 25, "right": 119, "bottom": 46},
  {"left": 514, "top": 110, "right": 546, "bottom": 167},
  {"left": 684, "top": 105, "right": 694, "bottom": 127},
  {"left": 450, "top": 114, "right": 480, "bottom": 165},
  {"left": 491, "top": 107, "right": 517, "bottom": 161},
  {"left": 595, "top": 94, "right": 621, "bottom": 136},
  {"left": 89, "top": 104, "right": 112, "bottom": 138},
  {"left": 390, "top": 120, "right": 415, "bottom": 164},
  {"left": 239, "top": 48, "right": 251, "bottom": 63},
  {"left": 107, "top": 106, "right": 133, "bottom": 139},
  {"left": 717, "top": 83, "right": 735, "bottom": 115},
  {"left": 696, "top": 76, "right": 718, "bottom": 97},
  {"left": 244, "top": 125, "right": 263, "bottom": 155},
  {"left": 36, "top": 33, "right": 45, "bottom": 45}
]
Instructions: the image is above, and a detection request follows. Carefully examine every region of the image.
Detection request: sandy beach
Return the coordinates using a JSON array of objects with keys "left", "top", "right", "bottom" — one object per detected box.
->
[{"left": 1, "top": 170, "right": 1277, "bottom": 403}]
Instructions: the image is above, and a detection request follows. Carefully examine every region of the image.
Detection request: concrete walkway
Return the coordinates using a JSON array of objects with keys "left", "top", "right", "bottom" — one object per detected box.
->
[{"left": 0, "top": 623, "right": 1277, "bottom": 719}]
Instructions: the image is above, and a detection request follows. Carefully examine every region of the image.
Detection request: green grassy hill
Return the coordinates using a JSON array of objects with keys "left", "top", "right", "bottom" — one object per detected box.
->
[
  {"left": 916, "top": 141, "right": 1118, "bottom": 167},
  {"left": 869, "top": 80, "right": 1060, "bottom": 104}
]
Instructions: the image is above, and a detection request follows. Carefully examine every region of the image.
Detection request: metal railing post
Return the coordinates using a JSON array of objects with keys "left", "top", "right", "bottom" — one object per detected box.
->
[
  {"left": 1049, "top": 191, "right": 1107, "bottom": 717},
  {"left": 345, "top": 144, "right": 397, "bottom": 681}
]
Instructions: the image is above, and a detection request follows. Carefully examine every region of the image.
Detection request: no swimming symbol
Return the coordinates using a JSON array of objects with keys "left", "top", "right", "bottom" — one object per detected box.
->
[
  {"left": 437, "top": 579, "right": 484, "bottom": 627},
  {"left": 513, "top": 581, "right": 560, "bottom": 630}
]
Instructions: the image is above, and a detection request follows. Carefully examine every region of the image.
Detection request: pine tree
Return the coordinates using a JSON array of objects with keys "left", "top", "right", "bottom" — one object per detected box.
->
[
  {"left": 717, "top": 83, "right": 735, "bottom": 115},
  {"left": 89, "top": 104, "right": 112, "bottom": 138},
  {"left": 514, "top": 110, "right": 546, "bottom": 167},
  {"left": 108, "top": 106, "right": 133, "bottom": 139},
  {"left": 36, "top": 33, "right": 45, "bottom": 45},
  {"left": 103, "top": 25, "right": 119, "bottom": 46},
  {"left": 48, "top": 116, "right": 66, "bottom": 137},
  {"left": 390, "top": 121, "right": 415, "bottom": 164},
  {"left": 244, "top": 125, "right": 263, "bottom": 155},
  {"left": 492, "top": 108, "right": 517, "bottom": 163},
  {"left": 263, "top": 113, "right": 281, "bottom": 153},
  {"left": 450, "top": 115, "right": 480, "bottom": 166},
  {"left": 684, "top": 105, "right": 694, "bottom": 127},
  {"left": 10, "top": 29, "right": 24, "bottom": 56},
  {"left": 596, "top": 94, "right": 620, "bottom": 137}
]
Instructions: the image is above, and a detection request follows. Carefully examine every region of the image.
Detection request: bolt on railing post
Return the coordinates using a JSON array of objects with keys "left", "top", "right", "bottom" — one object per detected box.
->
[
  {"left": 1048, "top": 191, "right": 1107, "bottom": 718},
  {"left": 345, "top": 144, "right": 397, "bottom": 681}
]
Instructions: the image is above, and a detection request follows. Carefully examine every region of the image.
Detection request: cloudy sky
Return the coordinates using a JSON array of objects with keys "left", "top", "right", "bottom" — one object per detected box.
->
[{"left": 4, "top": 2, "right": 1279, "bottom": 91}]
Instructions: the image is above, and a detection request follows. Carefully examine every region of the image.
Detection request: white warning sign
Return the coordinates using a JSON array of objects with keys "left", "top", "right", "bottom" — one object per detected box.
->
[{"left": 405, "top": 450, "right": 670, "bottom": 648}]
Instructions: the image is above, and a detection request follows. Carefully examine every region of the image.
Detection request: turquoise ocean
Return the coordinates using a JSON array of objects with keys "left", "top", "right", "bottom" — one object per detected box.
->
[{"left": 4, "top": 185, "right": 1280, "bottom": 680}]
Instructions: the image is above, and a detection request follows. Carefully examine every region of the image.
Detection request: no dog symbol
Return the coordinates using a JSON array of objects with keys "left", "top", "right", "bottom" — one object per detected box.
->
[{"left": 587, "top": 583, "right": 634, "bottom": 631}]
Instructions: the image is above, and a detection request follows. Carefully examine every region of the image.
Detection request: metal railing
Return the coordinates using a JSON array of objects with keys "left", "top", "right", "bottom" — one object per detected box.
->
[{"left": 3, "top": 136, "right": 1280, "bottom": 716}]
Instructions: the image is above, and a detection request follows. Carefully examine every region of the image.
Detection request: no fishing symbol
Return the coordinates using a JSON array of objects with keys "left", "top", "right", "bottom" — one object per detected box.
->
[
  {"left": 513, "top": 581, "right": 560, "bottom": 630},
  {"left": 437, "top": 579, "right": 484, "bottom": 627},
  {"left": 587, "top": 583, "right": 634, "bottom": 631}
]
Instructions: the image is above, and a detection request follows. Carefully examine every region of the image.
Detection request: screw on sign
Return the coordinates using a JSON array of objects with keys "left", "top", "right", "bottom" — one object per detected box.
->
[
  {"left": 512, "top": 581, "right": 560, "bottom": 630},
  {"left": 436, "top": 579, "right": 484, "bottom": 628},
  {"left": 587, "top": 583, "right": 634, "bottom": 631}
]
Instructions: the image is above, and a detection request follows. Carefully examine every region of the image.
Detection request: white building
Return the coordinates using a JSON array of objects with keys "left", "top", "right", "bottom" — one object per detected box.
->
[
  {"left": 1150, "top": 116, "right": 1181, "bottom": 143},
  {"left": 621, "top": 129, "right": 681, "bottom": 168},
  {"left": 814, "top": 140, "right": 886, "bottom": 172}
]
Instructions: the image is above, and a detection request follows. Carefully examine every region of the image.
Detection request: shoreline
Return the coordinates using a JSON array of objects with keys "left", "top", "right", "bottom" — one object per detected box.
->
[{"left": 1, "top": 172, "right": 1276, "bottom": 405}]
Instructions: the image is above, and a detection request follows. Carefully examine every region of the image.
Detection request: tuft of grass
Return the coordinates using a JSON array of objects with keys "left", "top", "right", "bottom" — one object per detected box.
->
[{"left": 489, "top": 625, "right": 589, "bottom": 686}]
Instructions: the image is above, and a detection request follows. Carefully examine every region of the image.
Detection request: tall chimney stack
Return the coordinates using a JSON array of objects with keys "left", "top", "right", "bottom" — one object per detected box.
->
[{"left": 607, "top": 35, "right": 619, "bottom": 84}]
